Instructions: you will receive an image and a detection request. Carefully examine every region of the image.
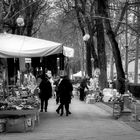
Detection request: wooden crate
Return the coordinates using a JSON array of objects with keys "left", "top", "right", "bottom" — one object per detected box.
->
[{"left": 6, "top": 115, "right": 35, "bottom": 133}]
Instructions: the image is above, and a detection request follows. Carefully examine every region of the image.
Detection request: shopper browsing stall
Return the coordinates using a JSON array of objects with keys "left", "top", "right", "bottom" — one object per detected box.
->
[{"left": 38, "top": 73, "right": 52, "bottom": 112}]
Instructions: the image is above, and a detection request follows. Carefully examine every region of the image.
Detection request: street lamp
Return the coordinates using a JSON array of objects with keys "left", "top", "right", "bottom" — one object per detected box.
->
[
  {"left": 83, "top": 33, "right": 90, "bottom": 41},
  {"left": 16, "top": 15, "right": 25, "bottom": 85},
  {"left": 16, "top": 15, "right": 24, "bottom": 27},
  {"left": 83, "top": 33, "right": 90, "bottom": 77},
  {"left": 57, "top": 57, "right": 60, "bottom": 75}
]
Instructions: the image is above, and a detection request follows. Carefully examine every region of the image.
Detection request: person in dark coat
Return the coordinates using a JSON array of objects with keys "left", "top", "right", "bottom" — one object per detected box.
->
[
  {"left": 38, "top": 74, "right": 52, "bottom": 112},
  {"left": 79, "top": 78, "right": 89, "bottom": 101},
  {"left": 56, "top": 75, "right": 73, "bottom": 116},
  {"left": 53, "top": 76, "right": 61, "bottom": 104}
]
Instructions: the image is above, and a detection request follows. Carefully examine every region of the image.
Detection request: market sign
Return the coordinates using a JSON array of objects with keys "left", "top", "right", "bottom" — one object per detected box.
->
[{"left": 25, "top": 58, "right": 31, "bottom": 63}]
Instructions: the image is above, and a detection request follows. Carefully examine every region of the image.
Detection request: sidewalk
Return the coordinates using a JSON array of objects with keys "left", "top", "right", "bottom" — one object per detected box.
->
[
  {"left": 1, "top": 98, "right": 140, "bottom": 140},
  {"left": 95, "top": 101, "right": 140, "bottom": 131}
]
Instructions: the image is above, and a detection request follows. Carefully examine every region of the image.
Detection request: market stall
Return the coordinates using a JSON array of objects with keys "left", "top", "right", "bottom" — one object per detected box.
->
[
  {"left": 0, "top": 33, "right": 74, "bottom": 133},
  {"left": 0, "top": 76, "right": 40, "bottom": 132}
]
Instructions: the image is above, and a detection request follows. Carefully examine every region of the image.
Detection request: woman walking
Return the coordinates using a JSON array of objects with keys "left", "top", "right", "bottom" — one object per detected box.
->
[{"left": 38, "top": 73, "right": 52, "bottom": 112}]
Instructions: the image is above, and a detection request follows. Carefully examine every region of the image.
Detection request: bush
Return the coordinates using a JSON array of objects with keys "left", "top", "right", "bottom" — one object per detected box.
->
[{"left": 128, "top": 83, "right": 140, "bottom": 98}]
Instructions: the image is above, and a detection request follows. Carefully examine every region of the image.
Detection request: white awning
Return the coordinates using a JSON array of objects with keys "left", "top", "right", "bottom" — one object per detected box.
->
[
  {"left": 0, "top": 33, "right": 74, "bottom": 58},
  {"left": 73, "top": 71, "right": 82, "bottom": 77}
]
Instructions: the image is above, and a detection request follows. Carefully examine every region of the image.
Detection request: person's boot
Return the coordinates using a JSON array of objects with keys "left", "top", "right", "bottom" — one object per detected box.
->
[
  {"left": 56, "top": 109, "right": 59, "bottom": 114},
  {"left": 66, "top": 112, "right": 69, "bottom": 116},
  {"left": 68, "top": 111, "right": 72, "bottom": 114},
  {"left": 60, "top": 113, "right": 63, "bottom": 116},
  {"left": 60, "top": 108, "right": 63, "bottom": 116}
]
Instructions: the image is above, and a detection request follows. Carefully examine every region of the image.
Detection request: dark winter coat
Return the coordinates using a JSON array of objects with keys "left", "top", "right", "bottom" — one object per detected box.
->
[
  {"left": 80, "top": 78, "right": 89, "bottom": 90},
  {"left": 58, "top": 77, "right": 73, "bottom": 104},
  {"left": 39, "top": 77, "right": 52, "bottom": 100}
]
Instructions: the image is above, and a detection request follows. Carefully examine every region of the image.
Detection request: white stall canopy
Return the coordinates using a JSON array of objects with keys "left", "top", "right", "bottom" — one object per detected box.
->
[
  {"left": 73, "top": 71, "right": 82, "bottom": 77},
  {"left": 0, "top": 33, "right": 74, "bottom": 58}
]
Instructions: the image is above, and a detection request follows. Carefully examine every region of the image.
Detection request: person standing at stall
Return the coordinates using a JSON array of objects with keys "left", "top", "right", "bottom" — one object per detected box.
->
[
  {"left": 38, "top": 73, "right": 52, "bottom": 112},
  {"left": 54, "top": 76, "right": 61, "bottom": 104},
  {"left": 56, "top": 75, "right": 73, "bottom": 116},
  {"left": 79, "top": 78, "right": 89, "bottom": 101}
]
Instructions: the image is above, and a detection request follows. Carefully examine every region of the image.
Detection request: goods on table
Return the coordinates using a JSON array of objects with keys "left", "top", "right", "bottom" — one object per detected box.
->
[
  {"left": 0, "top": 84, "right": 40, "bottom": 133},
  {"left": 0, "top": 86, "right": 40, "bottom": 111}
]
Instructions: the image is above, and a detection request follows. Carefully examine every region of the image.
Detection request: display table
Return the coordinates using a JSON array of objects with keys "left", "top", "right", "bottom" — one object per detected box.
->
[
  {"left": 0, "top": 109, "right": 39, "bottom": 117},
  {"left": 0, "top": 109, "right": 40, "bottom": 132}
]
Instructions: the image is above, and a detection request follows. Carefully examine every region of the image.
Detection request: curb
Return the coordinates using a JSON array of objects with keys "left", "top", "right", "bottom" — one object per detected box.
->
[{"left": 94, "top": 102, "right": 113, "bottom": 115}]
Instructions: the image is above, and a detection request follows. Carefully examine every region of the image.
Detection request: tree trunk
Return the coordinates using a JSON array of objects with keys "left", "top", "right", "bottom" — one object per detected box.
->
[
  {"left": 101, "top": 0, "right": 125, "bottom": 94},
  {"left": 96, "top": 0, "right": 107, "bottom": 89},
  {"left": 134, "top": 37, "right": 139, "bottom": 83},
  {"left": 103, "top": 0, "right": 125, "bottom": 94},
  {"left": 134, "top": 5, "right": 140, "bottom": 83},
  {"left": 91, "top": 37, "right": 99, "bottom": 69},
  {"left": 85, "top": 39, "right": 92, "bottom": 78}
]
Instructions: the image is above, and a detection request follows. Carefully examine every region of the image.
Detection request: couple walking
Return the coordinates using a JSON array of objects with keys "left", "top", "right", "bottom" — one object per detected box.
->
[
  {"left": 56, "top": 75, "right": 73, "bottom": 116},
  {"left": 37, "top": 72, "right": 73, "bottom": 117}
]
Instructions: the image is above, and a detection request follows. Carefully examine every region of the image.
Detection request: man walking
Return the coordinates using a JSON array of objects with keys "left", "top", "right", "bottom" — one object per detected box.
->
[{"left": 56, "top": 75, "right": 73, "bottom": 116}]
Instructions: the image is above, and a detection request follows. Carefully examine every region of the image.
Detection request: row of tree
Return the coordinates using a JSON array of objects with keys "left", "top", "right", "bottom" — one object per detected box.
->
[
  {"left": 50, "top": 0, "right": 140, "bottom": 93},
  {"left": 1, "top": 0, "right": 140, "bottom": 93}
]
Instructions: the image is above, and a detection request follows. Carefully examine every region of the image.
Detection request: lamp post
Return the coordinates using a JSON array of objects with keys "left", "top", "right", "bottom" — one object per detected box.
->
[
  {"left": 83, "top": 33, "right": 90, "bottom": 77},
  {"left": 16, "top": 15, "right": 24, "bottom": 35},
  {"left": 57, "top": 57, "right": 60, "bottom": 75},
  {"left": 16, "top": 15, "right": 25, "bottom": 85}
]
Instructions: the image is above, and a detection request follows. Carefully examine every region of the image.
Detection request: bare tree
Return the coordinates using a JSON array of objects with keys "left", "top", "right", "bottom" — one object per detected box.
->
[{"left": 2, "top": 0, "right": 51, "bottom": 36}]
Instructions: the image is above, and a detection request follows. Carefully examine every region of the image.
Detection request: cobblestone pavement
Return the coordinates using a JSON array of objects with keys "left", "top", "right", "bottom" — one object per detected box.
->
[{"left": 1, "top": 97, "right": 140, "bottom": 140}]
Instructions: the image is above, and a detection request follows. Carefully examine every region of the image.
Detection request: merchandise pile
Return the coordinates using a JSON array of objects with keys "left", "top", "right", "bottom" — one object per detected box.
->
[{"left": 0, "top": 86, "right": 40, "bottom": 111}]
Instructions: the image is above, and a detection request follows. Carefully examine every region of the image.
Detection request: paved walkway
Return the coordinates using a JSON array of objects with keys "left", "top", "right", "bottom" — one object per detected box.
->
[{"left": 1, "top": 97, "right": 140, "bottom": 140}]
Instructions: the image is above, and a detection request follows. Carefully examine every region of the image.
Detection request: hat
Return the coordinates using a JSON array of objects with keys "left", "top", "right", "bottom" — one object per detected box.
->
[{"left": 59, "top": 70, "right": 67, "bottom": 78}]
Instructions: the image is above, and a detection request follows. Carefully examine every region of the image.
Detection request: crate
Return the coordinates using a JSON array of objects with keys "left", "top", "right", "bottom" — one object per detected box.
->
[
  {"left": 0, "top": 119, "right": 6, "bottom": 133},
  {"left": 0, "top": 123, "right": 5, "bottom": 133},
  {"left": 6, "top": 117, "right": 25, "bottom": 133},
  {"left": 6, "top": 115, "right": 35, "bottom": 133},
  {"left": 86, "top": 97, "right": 96, "bottom": 104},
  {"left": 25, "top": 115, "right": 35, "bottom": 131}
]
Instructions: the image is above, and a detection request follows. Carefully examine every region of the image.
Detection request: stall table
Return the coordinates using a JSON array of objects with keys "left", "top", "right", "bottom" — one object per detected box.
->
[{"left": 0, "top": 109, "right": 40, "bottom": 132}]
